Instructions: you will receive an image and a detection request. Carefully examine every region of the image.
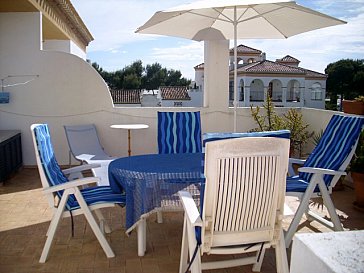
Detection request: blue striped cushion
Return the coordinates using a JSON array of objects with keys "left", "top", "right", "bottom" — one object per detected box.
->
[
  {"left": 67, "top": 186, "right": 126, "bottom": 210},
  {"left": 286, "top": 176, "right": 320, "bottom": 193},
  {"left": 158, "top": 111, "right": 202, "bottom": 154},
  {"left": 202, "top": 130, "right": 290, "bottom": 153},
  {"left": 299, "top": 115, "right": 364, "bottom": 186},
  {"left": 34, "top": 124, "right": 68, "bottom": 188},
  {"left": 34, "top": 124, "right": 125, "bottom": 211}
]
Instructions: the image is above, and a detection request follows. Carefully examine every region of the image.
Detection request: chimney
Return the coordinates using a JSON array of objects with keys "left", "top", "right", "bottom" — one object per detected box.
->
[{"left": 261, "top": 52, "right": 266, "bottom": 61}]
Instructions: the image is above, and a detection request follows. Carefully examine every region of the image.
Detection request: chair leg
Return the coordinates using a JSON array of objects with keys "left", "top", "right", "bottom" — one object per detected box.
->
[
  {"left": 74, "top": 190, "right": 115, "bottom": 258},
  {"left": 275, "top": 230, "right": 289, "bottom": 273},
  {"left": 252, "top": 247, "right": 265, "bottom": 272},
  {"left": 40, "top": 192, "right": 69, "bottom": 263},
  {"left": 94, "top": 209, "right": 111, "bottom": 234},
  {"left": 186, "top": 223, "right": 201, "bottom": 273},
  {"left": 179, "top": 217, "right": 189, "bottom": 273},
  {"left": 285, "top": 182, "right": 317, "bottom": 247},
  {"left": 318, "top": 182, "right": 344, "bottom": 231}
]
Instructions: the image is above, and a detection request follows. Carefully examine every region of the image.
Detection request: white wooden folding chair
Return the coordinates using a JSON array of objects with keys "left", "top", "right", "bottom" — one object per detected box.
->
[
  {"left": 64, "top": 124, "right": 115, "bottom": 186},
  {"left": 31, "top": 124, "right": 125, "bottom": 263},
  {"left": 285, "top": 115, "right": 364, "bottom": 247},
  {"left": 179, "top": 137, "right": 290, "bottom": 273}
]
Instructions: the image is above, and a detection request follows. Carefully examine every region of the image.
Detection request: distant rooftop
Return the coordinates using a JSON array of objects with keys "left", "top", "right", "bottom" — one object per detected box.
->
[
  {"left": 110, "top": 89, "right": 141, "bottom": 104},
  {"left": 160, "top": 86, "right": 191, "bottom": 101},
  {"left": 230, "top": 44, "right": 262, "bottom": 55}
]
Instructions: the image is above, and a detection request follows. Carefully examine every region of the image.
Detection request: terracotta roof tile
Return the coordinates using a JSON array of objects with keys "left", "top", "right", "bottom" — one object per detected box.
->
[
  {"left": 230, "top": 44, "right": 262, "bottom": 54},
  {"left": 277, "top": 55, "right": 300, "bottom": 63},
  {"left": 160, "top": 86, "right": 191, "bottom": 100},
  {"left": 110, "top": 89, "right": 141, "bottom": 104},
  {"left": 238, "top": 60, "right": 305, "bottom": 74},
  {"left": 302, "top": 68, "right": 327, "bottom": 78}
]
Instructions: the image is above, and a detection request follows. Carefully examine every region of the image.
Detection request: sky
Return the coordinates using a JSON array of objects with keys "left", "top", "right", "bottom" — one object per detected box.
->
[{"left": 71, "top": 0, "right": 364, "bottom": 80}]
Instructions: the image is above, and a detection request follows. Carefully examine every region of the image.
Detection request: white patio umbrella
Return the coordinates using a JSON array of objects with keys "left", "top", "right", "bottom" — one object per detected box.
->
[{"left": 136, "top": 0, "right": 346, "bottom": 131}]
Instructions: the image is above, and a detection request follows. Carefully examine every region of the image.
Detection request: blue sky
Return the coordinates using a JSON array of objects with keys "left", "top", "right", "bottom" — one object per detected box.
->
[{"left": 72, "top": 0, "right": 364, "bottom": 80}]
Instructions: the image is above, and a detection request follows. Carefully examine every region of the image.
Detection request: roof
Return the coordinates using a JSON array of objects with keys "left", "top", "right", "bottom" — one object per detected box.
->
[
  {"left": 160, "top": 86, "right": 191, "bottom": 101},
  {"left": 302, "top": 68, "right": 327, "bottom": 79},
  {"left": 277, "top": 55, "right": 300, "bottom": 63},
  {"left": 230, "top": 44, "right": 262, "bottom": 55},
  {"left": 110, "top": 89, "right": 141, "bottom": 104},
  {"left": 237, "top": 60, "right": 305, "bottom": 74},
  {"left": 194, "top": 63, "right": 204, "bottom": 70}
]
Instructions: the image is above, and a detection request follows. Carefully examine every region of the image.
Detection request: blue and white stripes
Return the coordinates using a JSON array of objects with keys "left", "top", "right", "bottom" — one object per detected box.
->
[
  {"left": 33, "top": 124, "right": 125, "bottom": 211},
  {"left": 158, "top": 111, "right": 202, "bottom": 154},
  {"left": 300, "top": 115, "right": 364, "bottom": 186}
]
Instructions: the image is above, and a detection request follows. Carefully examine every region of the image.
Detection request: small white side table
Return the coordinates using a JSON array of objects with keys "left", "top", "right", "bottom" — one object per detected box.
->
[{"left": 110, "top": 124, "right": 149, "bottom": 156}]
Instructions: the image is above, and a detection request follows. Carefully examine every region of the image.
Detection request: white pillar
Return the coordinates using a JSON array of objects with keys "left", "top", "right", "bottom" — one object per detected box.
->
[{"left": 203, "top": 40, "right": 229, "bottom": 111}]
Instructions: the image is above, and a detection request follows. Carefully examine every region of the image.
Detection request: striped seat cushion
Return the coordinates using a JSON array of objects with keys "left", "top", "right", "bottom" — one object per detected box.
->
[
  {"left": 286, "top": 175, "right": 319, "bottom": 193},
  {"left": 34, "top": 124, "right": 125, "bottom": 211},
  {"left": 158, "top": 111, "right": 202, "bottom": 154},
  {"left": 67, "top": 186, "right": 125, "bottom": 210}
]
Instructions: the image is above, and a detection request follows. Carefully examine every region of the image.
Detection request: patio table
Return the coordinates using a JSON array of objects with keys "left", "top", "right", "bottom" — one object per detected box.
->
[{"left": 108, "top": 152, "right": 205, "bottom": 256}]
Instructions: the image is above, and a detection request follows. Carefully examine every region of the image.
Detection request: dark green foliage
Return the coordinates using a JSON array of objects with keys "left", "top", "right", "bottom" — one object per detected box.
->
[
  {"left": 325, "top": 59, "right": 364, "bottom": 101},
  {"left": 91, "top": 60, "right": 191, "bottom": 90},
  {"left": 350, "top": 130, "right": 364, "bottom": 173}
]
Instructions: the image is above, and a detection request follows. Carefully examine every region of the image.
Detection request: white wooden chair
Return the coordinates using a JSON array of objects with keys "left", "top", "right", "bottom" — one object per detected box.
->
[
  {"left": 285, "top": 114, "right": 364, "bottom": 247},
  {"left": 179, "top": 137, "right": 290, "bottom": 273},
  {"left": 64, "top": 124, "right": 115, "bottom": 186},
  {"left": 31, "top": 124, "right": 125, "bottom": 263}
]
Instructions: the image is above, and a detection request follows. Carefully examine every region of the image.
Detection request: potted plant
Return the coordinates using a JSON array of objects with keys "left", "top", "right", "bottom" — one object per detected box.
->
[
  {"left": 250, "top": 95, "right": 313, "bottom": 157},
  {"left": 351, "top": 130, "right": 364, "bottom": 210},
  {"left": 342, "top": 96, "right": 364, "bottom": 115}
]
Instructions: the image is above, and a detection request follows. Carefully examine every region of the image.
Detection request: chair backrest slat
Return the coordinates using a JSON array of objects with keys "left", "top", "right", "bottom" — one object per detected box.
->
[
  {"left": 158, "top": 111, "right": 202, "bottom": 154},
  {"left": 202, "top": 137, "right": 289, "bottom": 248}
]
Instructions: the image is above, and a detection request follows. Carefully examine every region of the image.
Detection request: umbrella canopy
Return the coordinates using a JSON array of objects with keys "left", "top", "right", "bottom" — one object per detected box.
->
[{"left": 136, "top": 0, "right": 346, "bottom": 131}]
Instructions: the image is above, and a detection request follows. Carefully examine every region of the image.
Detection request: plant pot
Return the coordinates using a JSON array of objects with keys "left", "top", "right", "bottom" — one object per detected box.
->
[
  {"left": 352, "top": 172, "right": 364, "bottom": 208},
  {"left": 342, "top": 100, "right": 364, "bottom": 115}
]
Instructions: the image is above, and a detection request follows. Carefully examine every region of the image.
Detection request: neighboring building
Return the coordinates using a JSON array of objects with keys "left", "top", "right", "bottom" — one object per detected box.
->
[
  {"left": 160, "top": 86, "right": 191, "bottom": 107},
  {"left": 194, "top": 44, "right": 327, "bottom": 109},
  {"left": 110, "top": 89, "right": 142, "bottom": 107},
  {"left": 110, "top": 86, "right": 203, "bottom": 107}
]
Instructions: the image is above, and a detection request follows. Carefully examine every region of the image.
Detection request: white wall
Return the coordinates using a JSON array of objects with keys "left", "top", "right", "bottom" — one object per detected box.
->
[{"left": 43, "top": 40, "right": 86, "bottom": 60}]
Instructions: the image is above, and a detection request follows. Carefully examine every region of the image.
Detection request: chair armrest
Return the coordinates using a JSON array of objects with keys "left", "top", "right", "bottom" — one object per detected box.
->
[
  {"left": 43, "top": 177, "right": 100, "bottom": 194},
  {"left": 289, "top": 158, "right": 306, "bottom": 165},
  {"left": 62, "top": 163, "right": 101, "bottom": 175},
  {"left": 298, "top": 167, "right": 346, "bottom": 176},
  {"left": 178, "top": 191, "right": 203, "bottom": 227},
  {"left": 288, "top": 158, "right": 306, "bottom": 176}
]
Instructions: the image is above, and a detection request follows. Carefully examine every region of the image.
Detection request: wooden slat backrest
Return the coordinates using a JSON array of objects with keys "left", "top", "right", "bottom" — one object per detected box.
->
[{"left": 202, "top": 137, "right": 289, "bottom": 250}]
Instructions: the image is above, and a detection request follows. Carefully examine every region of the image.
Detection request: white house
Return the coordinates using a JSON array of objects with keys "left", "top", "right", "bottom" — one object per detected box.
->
[{"left": 194, "top": 45, "right": 327, "bottom": 109}]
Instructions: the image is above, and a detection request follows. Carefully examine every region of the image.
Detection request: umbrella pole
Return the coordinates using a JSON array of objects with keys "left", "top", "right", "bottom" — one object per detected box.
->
[{"left": 233, "top": 6, "right": 238, "bottom": 132}]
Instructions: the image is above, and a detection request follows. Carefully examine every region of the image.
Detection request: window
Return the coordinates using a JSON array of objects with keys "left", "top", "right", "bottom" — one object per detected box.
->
[
  {"left": 229, "top": 80, "right": 234, "bottom": 101},
  {"left": 239, "top": 79, "right": 244, "bottom": 101},
  {"left": 174, "top": 102, "right": 182, "bottom": 107},
  {"left": 311, "top": 83, "right": 323, "bottom": 100},
  {"left": 287, "top": 80, "right": 300, "bottom": 102}
]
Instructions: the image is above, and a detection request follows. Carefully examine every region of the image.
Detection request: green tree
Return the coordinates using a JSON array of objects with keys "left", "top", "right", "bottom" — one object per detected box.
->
[
  {"left": 143, "top": 63, "right": 167, "bottom": 90},
  {"left": 325, "top": 59, "right": 364, "bottom": 103},
  {"left": 91, "top": 60, "right": 191, "bottom": 90}
]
